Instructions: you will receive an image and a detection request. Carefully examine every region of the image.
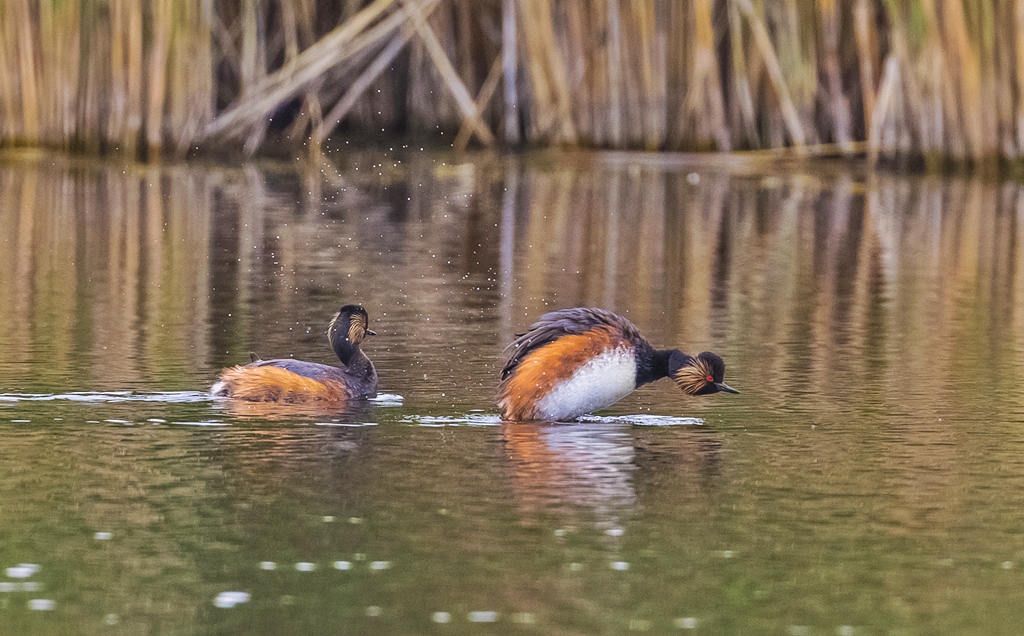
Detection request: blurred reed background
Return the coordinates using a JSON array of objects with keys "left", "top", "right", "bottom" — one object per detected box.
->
[{"left": 0, "top": 0, "right": 1021, "bottom": 164}]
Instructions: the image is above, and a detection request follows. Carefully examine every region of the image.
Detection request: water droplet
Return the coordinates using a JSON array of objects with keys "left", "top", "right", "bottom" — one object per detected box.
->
[
  {"left": 6, "top": 564, "right": 38, "bottom": 578},
  {"left": 213, "top": 591, "right": 250, "bottom": 608},
  {"left": 432, "top": 612, "right": 451, "bottom": 623}
]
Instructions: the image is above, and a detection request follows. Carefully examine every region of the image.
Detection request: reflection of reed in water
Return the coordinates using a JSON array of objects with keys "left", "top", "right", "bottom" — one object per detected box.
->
[
  {"left": 502, "top": 422, "right": 636, "bottom": 531},
  {"left": 0, "top": 160, "right": 212, "bottom": 389}
]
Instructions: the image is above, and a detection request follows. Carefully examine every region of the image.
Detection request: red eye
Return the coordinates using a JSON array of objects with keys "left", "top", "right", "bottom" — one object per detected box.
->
[{"left": 705, "top": 375, "right": 714, "bottom": 382}]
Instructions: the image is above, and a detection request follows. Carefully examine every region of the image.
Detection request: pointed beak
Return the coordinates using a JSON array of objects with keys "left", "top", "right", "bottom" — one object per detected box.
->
[
  {"left": 716, "top": 382, "right": 739, "bottom": 394},
  {"left": 366, "top": 329, "right": 377, "bottom": 336}
]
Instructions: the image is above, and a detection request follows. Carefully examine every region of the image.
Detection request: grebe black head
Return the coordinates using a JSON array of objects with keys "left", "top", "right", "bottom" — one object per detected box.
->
[
  {"left": 669, "top": 351, "right": 739, "bottom": 396},
  {"left": 328, "top": 304, "right": 376, "bottom": 363}
]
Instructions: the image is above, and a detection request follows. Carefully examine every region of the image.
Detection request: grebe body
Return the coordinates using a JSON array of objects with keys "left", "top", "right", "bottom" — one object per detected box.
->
[
  {"left": 498, "top": 308, "right": 737, "bottom": 422},
  {"left": 212, "top": 305, "right": 377, "bottom": 403}
]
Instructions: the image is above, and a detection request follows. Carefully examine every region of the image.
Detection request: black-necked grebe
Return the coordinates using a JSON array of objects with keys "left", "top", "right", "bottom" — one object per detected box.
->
[
  {"left": 498, "top": 307, "right": 737, "bottom": 421},
  {"left": 212, "top": 305, "right": 377, "bottom": 403}
]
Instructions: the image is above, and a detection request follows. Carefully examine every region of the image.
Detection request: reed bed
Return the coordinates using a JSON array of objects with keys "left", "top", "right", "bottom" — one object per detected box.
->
[{"left": 0, "top": 0, "right": 1021, "bottom": 163}]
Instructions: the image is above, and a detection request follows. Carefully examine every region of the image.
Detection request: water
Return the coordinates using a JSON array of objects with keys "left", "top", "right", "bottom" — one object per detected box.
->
[{"left": 1, "top": 149, "right": 1024, "bottom": 634}]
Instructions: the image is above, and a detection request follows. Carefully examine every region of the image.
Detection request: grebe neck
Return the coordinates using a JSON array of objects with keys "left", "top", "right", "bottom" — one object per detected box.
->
[{"left": 636, "top": 347, "right": 676, "bottom": 387}]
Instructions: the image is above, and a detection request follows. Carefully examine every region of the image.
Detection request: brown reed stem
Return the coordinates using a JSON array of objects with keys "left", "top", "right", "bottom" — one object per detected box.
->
[
  {"left": 734, "top": 0, "right": 807, "bottom": 148},
  {"left": 501, "top": 0, "right": 520, "bottom": 144}
]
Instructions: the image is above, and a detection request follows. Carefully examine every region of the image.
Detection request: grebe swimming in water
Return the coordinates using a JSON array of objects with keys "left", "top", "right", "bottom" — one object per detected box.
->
[
  {"left": 212, "top": 305, "right": 377, "bottom": 403},
  {"left": 498, "top": 307, "right": 737, "bottom": 421}
]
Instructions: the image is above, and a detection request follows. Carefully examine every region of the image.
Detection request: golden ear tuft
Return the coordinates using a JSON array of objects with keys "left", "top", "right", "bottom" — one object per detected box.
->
[
  {"left": 347, "top": 315, "right": 367, "bottom": 344},
  {"left": 673, "top": 356, "right": 713, "bottom": 395}
]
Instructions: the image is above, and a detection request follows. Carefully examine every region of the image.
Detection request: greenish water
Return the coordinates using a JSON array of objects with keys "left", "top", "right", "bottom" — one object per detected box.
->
[{"left": 1, "top": 150, "right": 1024, "bottom": 635}]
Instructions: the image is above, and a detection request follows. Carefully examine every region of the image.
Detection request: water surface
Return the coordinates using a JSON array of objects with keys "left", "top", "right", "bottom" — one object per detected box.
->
[{"left": 1, "top": 150, "right": 1024, "bottom": 634}]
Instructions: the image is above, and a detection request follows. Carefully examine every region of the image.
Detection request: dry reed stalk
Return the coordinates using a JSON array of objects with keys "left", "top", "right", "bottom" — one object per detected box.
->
[
  {"left": 401, "top": 0, "right": 496, "bottom": 146},
  {"left": 455, "top": 0, "right": 475, "bottom": 92},
  {"left": 43, "top": 0, "right": 82, "bottom": 148},
  {"left": 0, "top": 8, "right": 16, "bottom": 142},
  {"left": 868, "top": 55, "right": 900, "bottom": 165},
  {"left": 941, "top": 0, "right": 989, "bottom": 161},
  {"left": 570, "top": 1, "right": 601, "bottom": 144},
  {"left": 606, "top": 0, "right": 623, "bottom": 147},
  {"left": 680, "top": 0, "right": 729, "bottom": 151},
  {"left": 631, "top": 1, "right": 665, "bottom": 149},
  {"left": 818, "top": 0, "right": 852, "bottom": 150},
  {"left": 14, "top": 0, "right": 39, "bottom": 145},
  {"left": 517, "top": 0, "right": 575, "bottom": 144},
  {"left": 913, "top": 0, "right": 945, "bottom": 159},
  {"left": 279, "top": 0, "right": 327, "bottom": 145},
  {"left": 854, "top": 0, "right": 878, "bottom": 135},
  {"left": 454, "top": 53, "right": 504, "bottom": 150},
  {"left": 313, "top": 21, "right": 419, "bottom": 143},
  {"left": 5, "top": 0, "right": 1024, "bottom": 162},
  {"left": 991, "top": 1, "right": 1014, "bottom": 160},
  {"left": 147, "top": 0, "right": 173, "bottom": 156},
  {"left": 109, "top": 1, "right": 128, "bottom": 148},
  {"left": 203, "top": 0, "right": 398, "bottom": 140},
  {"left": 1016, "top": 0, "right": 1024, "bottom": 154},
  {"left": 501, "top": 0, "right": 520, "bottom": 144},
  {"left": 558, "top": 3, "right": 589, "bottom": 141},
  {"left": 727, "top": 0, "right": 758, "bottom": 147},
  {"left": 172, "top": 2, "right": 215, "bottom": 155},
  {"left": 80, "top": 2, "right": 109, "bottom": 155},
  {"left": 734, "top": 0, "right": 807, "bottom": 148}
]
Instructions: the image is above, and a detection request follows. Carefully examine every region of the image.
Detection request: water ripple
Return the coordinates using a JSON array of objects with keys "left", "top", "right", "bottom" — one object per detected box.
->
[
  {"left": 577, "top": 414, "right": 704, "bottom": 426},
  {"left": 400, "top": 414, "right": 502, "bottom": 427},
  {"left": 0, "top": 391, "right": 213, "bottom": 404}
]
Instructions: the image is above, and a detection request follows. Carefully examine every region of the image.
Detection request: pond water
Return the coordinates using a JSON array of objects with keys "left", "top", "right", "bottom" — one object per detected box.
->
[{"left": 1, "top": 149, "right": 1024, "bottom": 635}]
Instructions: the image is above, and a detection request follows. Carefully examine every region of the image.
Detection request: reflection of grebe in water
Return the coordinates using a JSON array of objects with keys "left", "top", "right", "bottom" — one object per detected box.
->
[
  {"left": 502, "top": 421, "right": 637, "bottom": 531},
  {"left": 498, "top": 308, "right": 738, "bottom": 422},
  {"left": 503, "top": 422, "right": 725, "bottom": 532}
]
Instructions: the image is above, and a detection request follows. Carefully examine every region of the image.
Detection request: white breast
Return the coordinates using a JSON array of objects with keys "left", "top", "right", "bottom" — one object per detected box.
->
[{"left": 535, "top": 348, "right": 638, "bottom": 421}]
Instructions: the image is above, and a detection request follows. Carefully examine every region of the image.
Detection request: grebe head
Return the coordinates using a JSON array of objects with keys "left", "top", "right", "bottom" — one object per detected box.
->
[
  {"left": 328, "top": 305, "right": 375, "bottom": 354},
  {"left": 669, "top": 351, "right": 739, "bottom": 396}
]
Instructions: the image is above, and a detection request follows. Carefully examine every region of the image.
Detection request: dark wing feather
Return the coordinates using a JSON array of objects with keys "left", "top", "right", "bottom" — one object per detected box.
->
[
  {"left": 248, "top": 359, "right": 341, "bottom": 382},
  {"left": 500, "top": 307, "right": 643, "bottom": 379}
]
